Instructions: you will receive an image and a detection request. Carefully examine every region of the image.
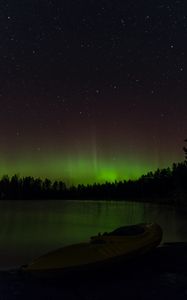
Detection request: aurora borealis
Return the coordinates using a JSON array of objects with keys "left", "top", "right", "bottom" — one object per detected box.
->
[
  {"left": 1, "top": 0, "right": 187, "bottom": 185},
  {"left": 0, "top": 154, "right": 159, "bottom": 185}
]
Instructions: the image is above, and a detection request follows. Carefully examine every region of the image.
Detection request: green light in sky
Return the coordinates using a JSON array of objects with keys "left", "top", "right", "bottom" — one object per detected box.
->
[{"left": 0, "top": 152, "right": 170, "bottom": 185}]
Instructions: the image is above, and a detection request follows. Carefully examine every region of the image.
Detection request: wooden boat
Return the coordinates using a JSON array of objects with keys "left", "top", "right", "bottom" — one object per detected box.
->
[{"left": 22, "top": 223, "right": 162, "bottom": 273}]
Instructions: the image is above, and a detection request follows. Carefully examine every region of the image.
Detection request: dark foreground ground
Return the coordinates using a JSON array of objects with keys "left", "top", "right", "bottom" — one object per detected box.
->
[{"left": 0, "top": 243, "right": 187, "bottom": 300}]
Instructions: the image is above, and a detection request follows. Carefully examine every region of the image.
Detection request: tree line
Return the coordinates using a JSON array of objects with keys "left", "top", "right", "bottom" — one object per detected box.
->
[{"left": 0, "top": 140, "right": 187, "bottom": 205}]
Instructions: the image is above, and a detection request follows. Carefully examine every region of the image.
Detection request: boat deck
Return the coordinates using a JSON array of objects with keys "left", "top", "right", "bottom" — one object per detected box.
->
[{"left": 0, "top": 242, "right": 187, "bottom": 299}]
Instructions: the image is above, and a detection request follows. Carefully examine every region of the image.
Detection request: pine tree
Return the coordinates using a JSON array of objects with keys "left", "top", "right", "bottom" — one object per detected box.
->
[{"left": 183, "top": 139, "right": 187, "bottom": 161}]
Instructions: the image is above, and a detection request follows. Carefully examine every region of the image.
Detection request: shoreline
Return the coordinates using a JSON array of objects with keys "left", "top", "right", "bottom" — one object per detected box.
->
[
  {"left": 0, "top": 197, "right": 186, "bottom": 208},
  {"left": 0, "top": 242, "right": 187, "bottom": 299}
]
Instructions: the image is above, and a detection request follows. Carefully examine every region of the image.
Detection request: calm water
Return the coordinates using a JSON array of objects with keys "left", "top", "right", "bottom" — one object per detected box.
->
[{"left": 0, "top": 200, "right": 187, "bottom": 270}]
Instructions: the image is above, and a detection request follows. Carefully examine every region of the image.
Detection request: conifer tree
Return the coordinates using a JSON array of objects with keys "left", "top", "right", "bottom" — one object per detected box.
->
[{"left": 183, "top": 139, "right": 187, "bottom": 161}]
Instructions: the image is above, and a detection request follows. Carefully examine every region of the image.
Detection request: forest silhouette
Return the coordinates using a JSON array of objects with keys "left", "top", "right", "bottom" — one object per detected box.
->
[{"left": 0, "top": 141, "right": 187, "bottom": 205}]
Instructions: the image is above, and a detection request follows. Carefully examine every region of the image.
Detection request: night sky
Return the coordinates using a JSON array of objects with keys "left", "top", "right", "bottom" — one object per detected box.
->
[{"left": 1, "top": 0, "right": 187, "bottom": 185}]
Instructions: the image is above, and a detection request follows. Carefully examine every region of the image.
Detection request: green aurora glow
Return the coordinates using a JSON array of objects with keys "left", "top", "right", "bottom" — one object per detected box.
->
[
  {"left": 1, "top": 0, "right": 187, "bottom": 188},
  {"left": 0, "top": 152, "right": 177, "bottom": 185}
]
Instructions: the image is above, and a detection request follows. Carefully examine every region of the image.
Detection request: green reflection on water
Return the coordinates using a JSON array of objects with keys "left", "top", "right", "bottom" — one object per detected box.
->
[{"left": 0, "top": 200, "right": 186, "bottom": 269}]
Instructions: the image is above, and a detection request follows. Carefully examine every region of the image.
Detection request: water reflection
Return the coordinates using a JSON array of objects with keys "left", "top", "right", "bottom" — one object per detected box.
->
[{"left": 0, "top": 200, "right": 187, "bottom": 269}]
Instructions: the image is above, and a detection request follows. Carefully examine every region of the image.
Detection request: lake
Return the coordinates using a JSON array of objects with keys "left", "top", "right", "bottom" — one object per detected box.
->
[{"left": 0, "top": 200, "right": 187, "bottom": 270}]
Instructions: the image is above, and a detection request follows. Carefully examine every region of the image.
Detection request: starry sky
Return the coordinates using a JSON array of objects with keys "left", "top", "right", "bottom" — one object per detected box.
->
[{"left": 0, "top": 0, "right": 187, "bottom": 185}]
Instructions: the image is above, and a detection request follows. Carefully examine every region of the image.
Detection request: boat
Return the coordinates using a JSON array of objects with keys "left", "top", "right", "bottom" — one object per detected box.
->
[{"left": 22, "top": 223, "right": 162, "bottom": 273}]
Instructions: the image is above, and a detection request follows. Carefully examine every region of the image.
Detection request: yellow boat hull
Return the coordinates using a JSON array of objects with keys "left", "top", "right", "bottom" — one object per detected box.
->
[{"left": 22, "top": 223, "right": 162, "bottom": 272}]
